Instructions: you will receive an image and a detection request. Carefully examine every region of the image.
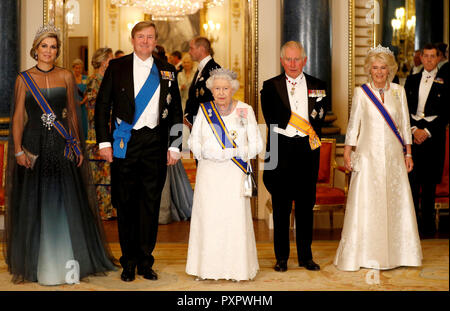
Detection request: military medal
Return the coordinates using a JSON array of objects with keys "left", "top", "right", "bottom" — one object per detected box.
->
[{"left": 120, "top": 138, "right": 124, "bottom": 149}]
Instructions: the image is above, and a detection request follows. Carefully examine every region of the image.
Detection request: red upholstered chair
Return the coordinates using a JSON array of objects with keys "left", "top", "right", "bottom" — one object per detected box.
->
[
  {"left": 435, "top": 126, "right": 449, "bottom": 230},
  {"left": 291, "top": 138, "right": 349, "bottom": 229},
  {"left": 0, "top": 140, "right": 7, "bottom": 211}
]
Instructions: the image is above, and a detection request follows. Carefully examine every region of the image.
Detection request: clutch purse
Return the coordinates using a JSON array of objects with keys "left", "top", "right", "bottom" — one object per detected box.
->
[
  {"left": 243, "top": 161, "right": 257, "bottom": 198},
  {"left": 23, "top": 146, "right": 39, "bottom": 170},
  {"left": 350, "top": 151, "right": 361, "bottom": 172}
]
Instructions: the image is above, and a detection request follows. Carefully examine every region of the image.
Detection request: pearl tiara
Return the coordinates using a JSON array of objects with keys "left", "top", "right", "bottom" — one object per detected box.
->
[
  {"left": 209, "top": 68, "right": 238, "bottom": 80},
  {"left": 368, "top": 44, "right": 394, "bottom": 56},
  {"left": 34, "top": 24, "right": 61, "bottom": 42}
]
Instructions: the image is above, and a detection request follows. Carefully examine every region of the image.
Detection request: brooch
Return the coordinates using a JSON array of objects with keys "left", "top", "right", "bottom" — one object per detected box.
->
[
  {"left": 41, "top": 112, "right": 56, "bottom": 130},
  {"left": 162, "top": 108, "right": 168, "bottom": 119},
  {"left": 230, "top": 130, "right": 238, "bottom": 140}
]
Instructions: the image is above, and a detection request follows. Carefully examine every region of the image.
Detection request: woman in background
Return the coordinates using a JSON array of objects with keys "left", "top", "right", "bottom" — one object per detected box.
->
[
  {"left": 72, "top": 58, "right": 88, "bottom": 139},
  {"left": 84, "top": 47, "right": 115, "bottom": 220}
]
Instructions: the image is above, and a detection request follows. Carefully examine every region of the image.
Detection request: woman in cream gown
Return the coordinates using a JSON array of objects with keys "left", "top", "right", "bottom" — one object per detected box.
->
[
  {"left": 334, "top": 46, "right": 422, "bottom": 271},
  {"left": 186, "top": 68, "right": 263, "bottom": 281}
]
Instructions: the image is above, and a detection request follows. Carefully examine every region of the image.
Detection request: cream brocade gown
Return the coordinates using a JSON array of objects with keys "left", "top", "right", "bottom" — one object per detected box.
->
[
  {"left": 186, "top": 101, "right": 263, "bottom": 281},
  {"left": 334, "top": 83, "right": 422, "bottom": 271}
]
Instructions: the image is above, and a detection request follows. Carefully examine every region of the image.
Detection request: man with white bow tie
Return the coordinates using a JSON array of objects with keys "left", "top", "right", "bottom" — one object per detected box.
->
[
  {"left": 405, "top": 43, "right": 449, "bottom": 237},
  {"left": 95, "top": 21, "right": 182, "bottom": 282},
  {"left": 183, "top": 37, "right": 221, "bottom": 131},
  {"left": 260, "top": 41, "right": 328, "bottom": 272}
]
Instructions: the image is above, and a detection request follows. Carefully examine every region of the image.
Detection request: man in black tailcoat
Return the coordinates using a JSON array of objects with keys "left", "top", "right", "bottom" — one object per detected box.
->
[
  {"left": 95, "top": 21, "right": 182, "bottom": 282},
  {"left": 404, "top": 43, "right": 449, "bottom": 237},
  {"left": 260, "top": 41, "right": 328, "bottom": 272}
]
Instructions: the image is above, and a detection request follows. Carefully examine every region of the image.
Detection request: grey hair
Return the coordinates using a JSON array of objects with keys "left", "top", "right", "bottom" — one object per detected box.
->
[
  {"left": 205, "top": 68, "right": 240, "bottom": 93},
  {"left": 72, "top": 58, "right": 83, "bottom": 67},
  {"left": 281, "top": 41, "right": 307, "bottom": 59}
]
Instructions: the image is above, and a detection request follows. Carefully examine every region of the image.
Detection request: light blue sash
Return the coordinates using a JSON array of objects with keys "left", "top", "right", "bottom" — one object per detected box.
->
[
  {"left": 113, "top": 62, "right": 159, "bottom": 158},
  {"left": 200, "top": 101, "right": 248, "bottom": 174},
  {"left": 361, "top": 84, "right": 406, "bottom": 152},
  {"left": 19, "top": 71, "right": 81, "bottom": 161}
]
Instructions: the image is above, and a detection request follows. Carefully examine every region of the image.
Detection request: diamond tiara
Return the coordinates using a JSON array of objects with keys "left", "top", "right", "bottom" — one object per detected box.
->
[
  {"left": 209, "top": 68, "right": 238, "bottom": 80},
  {"left": 368, "top": 44, "right": 394, "bottom": 56},
  {"left": 34, "top": 24, "right": 61, "bottom": 42}
]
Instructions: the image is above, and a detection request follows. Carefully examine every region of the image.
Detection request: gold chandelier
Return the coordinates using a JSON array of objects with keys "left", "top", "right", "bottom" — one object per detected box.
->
[
  {"left": 391, "top": 0, "right": 416, "bottom": 78},
  {"left": 110, "top": 0, "right": 224, "bottom": 21}
]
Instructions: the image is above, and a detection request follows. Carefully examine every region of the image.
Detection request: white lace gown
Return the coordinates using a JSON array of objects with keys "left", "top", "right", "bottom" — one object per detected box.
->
[
  {"left": 186, "top": 101, "right": 263, "bottom": 280},
  {"left": 334, "top": 83, "right": 423, "bottom": 271}
]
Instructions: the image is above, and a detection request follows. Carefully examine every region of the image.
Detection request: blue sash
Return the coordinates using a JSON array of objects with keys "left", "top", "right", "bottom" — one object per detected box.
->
[
  {"left": 113, "top": 62, "right": 159, "bottom": 158},
  {"left": 361, "top": 84, "right": 406, "bottom": 152},
  {"left": 18, "top": 71, "right": 81, "bottom": 161},
  {"left": 200, "top": 101, "right": 248, "bottom": 174}
]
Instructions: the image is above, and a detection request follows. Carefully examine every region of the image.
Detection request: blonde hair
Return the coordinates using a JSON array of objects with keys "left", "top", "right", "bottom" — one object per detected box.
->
[
  {"left": 281, "top": 41, "right": 306, "bottom": 59},
  {"left": 91, "top": 47, "right": 113, "bottom": 69},
  {"left": 131, "top": 21, "right": 158, "bottom": 39},
  {"left": 364, "top": 52, "right": 398, "bottom": 82},
  {"left": 29, "top": 32, "right": 61, "bottom": 60}
]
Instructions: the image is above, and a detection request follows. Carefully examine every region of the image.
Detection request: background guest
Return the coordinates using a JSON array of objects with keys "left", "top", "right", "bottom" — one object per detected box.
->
[
  {"left": 85, "top": 47, "right": 115, "bottom": 220},
  {"left": 114, "top": 50, "right": 125, "bottom": 58},
  {"left": 183, "top": 37, "right": 221, "bottom": 130},
  {"left": 72, "top": 58, "right": 88, "bottom": 139},
  {"left": 169, "top": 50, "right": 183, "bottom": 74},
  {"left": 177, "top": 53, "right": 197, "bottom": 153},
  {"left": 404, "top": 43, "right": 449, "bottom": 237}
]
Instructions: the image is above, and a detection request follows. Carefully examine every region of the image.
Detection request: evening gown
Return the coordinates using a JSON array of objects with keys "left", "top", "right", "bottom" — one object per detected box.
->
[
  {"left": 186, "top": 101, "right": 263, "bottom": 281},
  {"left": 5, "top": 67, "right": 117, "bottom": 285},
  {"left": 334, "top": 83, "right": 422, "bottom": 271}
]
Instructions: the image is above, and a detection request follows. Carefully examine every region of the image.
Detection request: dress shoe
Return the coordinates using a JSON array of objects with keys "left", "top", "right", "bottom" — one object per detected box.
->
[
  {"left": 137, "top": 267, "right": 158, "bottom": 280},
  {"left": 298, "top": 259, "right": 320, "bottom": 271},
  {"left": 274, "top": 260, "right": 288, "bottom": 272},
  {"left": 120, "top": 266, "right": 136, "bottom": 282}
]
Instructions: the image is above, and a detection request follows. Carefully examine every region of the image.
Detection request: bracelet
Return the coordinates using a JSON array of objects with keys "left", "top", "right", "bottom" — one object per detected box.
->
[
  {"left": 405, "top": 154, "right": 412, "bottom": 158},
  {"left": 15, "top": 151, "right": 24, "bottom": 157}
]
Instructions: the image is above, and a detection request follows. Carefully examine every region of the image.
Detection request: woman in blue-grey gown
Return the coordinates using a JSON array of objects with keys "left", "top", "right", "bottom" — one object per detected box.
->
[{"left": 4, "top": 25, "right": 117, "bottom": 285}]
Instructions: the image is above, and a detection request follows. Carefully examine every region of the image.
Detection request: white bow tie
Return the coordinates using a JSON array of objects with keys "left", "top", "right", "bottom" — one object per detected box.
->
[{"left": 422, "top": 71, "right": 432, "bottom": 78}]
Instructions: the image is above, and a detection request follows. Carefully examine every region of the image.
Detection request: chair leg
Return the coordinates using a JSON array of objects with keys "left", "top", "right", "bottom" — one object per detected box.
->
[
  {"left": 329, "top": 211, "right": 333, "bottom": 230},
  {"left": 435, "top": 204, "right": 440, "bottom": 232}
]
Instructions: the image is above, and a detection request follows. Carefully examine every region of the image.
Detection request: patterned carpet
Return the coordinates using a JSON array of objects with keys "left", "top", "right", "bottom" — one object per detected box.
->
[{"left": 0, "top": 240, "right": 448, "bottom": 291}]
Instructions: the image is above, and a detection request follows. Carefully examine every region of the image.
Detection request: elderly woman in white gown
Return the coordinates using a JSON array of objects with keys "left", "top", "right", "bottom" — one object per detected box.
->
[
  {"left": 186, "top": 68, "right": 263, "bottom": 281},
  {"left": 334, "top": 45, "right": 422, "bottom": 271}
]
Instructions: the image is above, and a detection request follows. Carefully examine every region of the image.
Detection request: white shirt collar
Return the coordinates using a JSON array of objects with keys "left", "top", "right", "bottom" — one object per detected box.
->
[
  {"left": 134, "top": 52, "right": 154, "bottom": 68},
  {"left": 285, "top": 72, "right": 304, "bottom": 83},
  {"left": 198, "top": 55, "right": 212, "bottom": 72},
  {"left": 422, "top": 67, "right": 438, "bottom": 77}
]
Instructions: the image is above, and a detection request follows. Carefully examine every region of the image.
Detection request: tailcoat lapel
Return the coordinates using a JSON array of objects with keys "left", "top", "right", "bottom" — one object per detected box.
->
[{"left": 274, "top": 74, "right": 291, "bottom": 111}]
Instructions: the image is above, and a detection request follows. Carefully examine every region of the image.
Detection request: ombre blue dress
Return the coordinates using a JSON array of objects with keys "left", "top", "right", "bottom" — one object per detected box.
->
[{"left": 5, "top": 67, "right": 117, "bottom": 285}]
